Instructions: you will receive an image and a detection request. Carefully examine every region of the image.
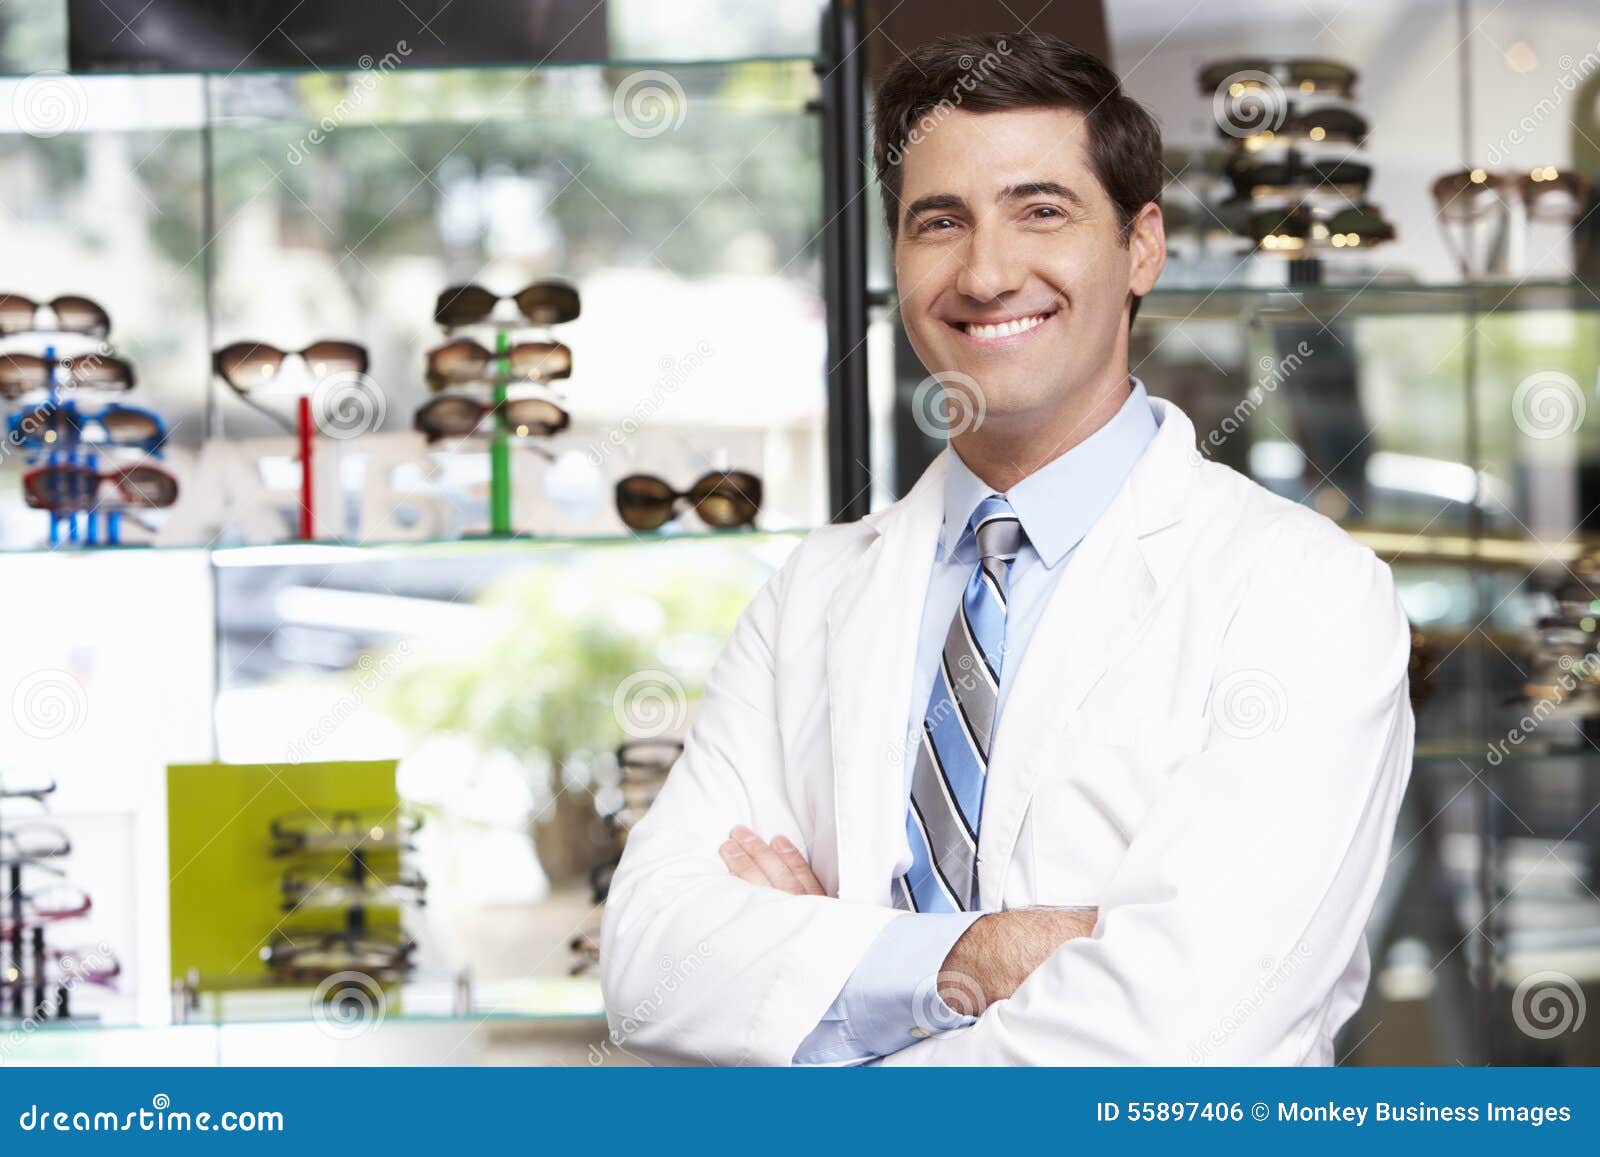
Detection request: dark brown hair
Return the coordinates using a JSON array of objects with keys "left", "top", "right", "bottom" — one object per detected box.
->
[{"left": 872, "top": 32, "right": 1163, "bottom": 321}]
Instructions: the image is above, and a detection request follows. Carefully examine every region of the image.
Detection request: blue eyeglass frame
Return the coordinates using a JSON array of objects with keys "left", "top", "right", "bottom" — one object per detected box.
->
[{"left": 6, "top": 400, "right": 169, "bottom": 456}]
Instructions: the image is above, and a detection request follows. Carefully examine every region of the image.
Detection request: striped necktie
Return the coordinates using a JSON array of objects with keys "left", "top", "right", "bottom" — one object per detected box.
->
[{"left": 895, "top": 494, "right": 1024, "bottom": 913}]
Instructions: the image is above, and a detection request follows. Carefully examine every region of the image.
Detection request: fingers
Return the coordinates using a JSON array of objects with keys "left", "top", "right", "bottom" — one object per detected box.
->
[
  {"left": 770, "top": 835, "right": 825, "bottom": 895},
  {"left": 718, "top": 837, "right": 770, "bottom": 887},
  {"left": 718, "top": 826, "right": 819, "bottom": 895},
  {"left": 730, "top": 825, "right": 806, "bottom": 893}
]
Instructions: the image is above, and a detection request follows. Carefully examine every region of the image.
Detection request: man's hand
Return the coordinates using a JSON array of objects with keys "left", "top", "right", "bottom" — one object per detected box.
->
[
  {"left": 938, "top": 906, "right": 1098, "bottom": 1017},
  {"left": 718, "top": 825, "right": 825, "bottom": 895},
  {"left": 718, "top": 827, "right": 1094, "bottom": 1022}
]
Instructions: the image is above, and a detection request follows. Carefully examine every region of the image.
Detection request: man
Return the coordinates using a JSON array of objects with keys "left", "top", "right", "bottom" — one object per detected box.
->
[{"left": 600, "top": 32, "right": 1413, "bottom": 1065}]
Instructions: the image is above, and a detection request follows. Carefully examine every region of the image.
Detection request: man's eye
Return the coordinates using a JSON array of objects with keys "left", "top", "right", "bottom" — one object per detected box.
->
[
  {"left": 1029, "top": 205, "right": 1064, "bottom": 220},
  {"left": 918, "top": 217, "right": 957, "bottom": 233}
]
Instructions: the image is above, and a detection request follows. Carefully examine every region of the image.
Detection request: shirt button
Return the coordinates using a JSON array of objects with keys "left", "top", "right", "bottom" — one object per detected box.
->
[{"left": 910, "top": 1026, "right": 930, "bottom": 1039}]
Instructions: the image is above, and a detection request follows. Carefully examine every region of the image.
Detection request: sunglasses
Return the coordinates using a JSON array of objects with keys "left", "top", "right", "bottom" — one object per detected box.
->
[
  {"left": 269, "top": 809, "right": 420, "bottom": 856},
  {"left": 0, "top": 293, "right": 111, "bottom": 338},
  {"left": 61, "top": 944, "right": 123, "bottom": 988},
  {"left": 1248, "top": 204, "right": 1394, "bottom": 250},
  {"left": 414, "top": 394, "right": 570, "bottom": 443},
  {"left": 615, "top": 470, "right": 762, "bottom": 531},
  {"left": 1233, "top": 106, "right": 1368, "bottom": 149},
  {"left": 617, "top": 739, "right": 684, "bottom": 774},
  {"left": 1227, "top": 154, "right": 1371, "bottom": 200},
  {"left": 1200, "top": 58, "right": 1358, "bottom": 99},
  {"left": 262, "top": 926, "right": 415, "bottom": 979},
  {"left": 0, "top": 775, "right": 57, "bottom": 803},
  {"left": 1431, "top": 167, "right": 1591, "bottom": 221},
  {"left": 212, "top": 340, "right": 369, "bottom": 391},
  {"left": 8, "top": 402, "right": 168, "bottom": 454},
  {"left": 0, "top": 879, "right": 92, "bottom": 937},
  {"left": 23, "top": 462, "right": 179, "bottom": 513},
  {"left": 279, "top": 868, "right": 428, "bottom": 913},
  {"left": 0, "top": 822, "right": 71, "bottom": 865},
  {"left": 434, "top": 281, "right": 581, "bottom": 328},
  {"left": 425, "top": 338, "right": 572, "bottom": 390},
  {"left": 0, "top": 352, "right": 135, "bottom": 399}
]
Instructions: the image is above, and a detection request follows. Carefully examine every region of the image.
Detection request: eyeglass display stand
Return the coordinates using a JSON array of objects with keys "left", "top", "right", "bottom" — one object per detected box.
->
[
  {"left": 488, "top": 328, "right": 513, "bottom": 537},
  {"left": 296, "top": 391, "right": 315, "bottom": 541},
  {"left": 17, "top": 327, "right": 156, "bottom": 549},
  {"left": 1, "top": 785, "right": 86, "bottom": 1026}
]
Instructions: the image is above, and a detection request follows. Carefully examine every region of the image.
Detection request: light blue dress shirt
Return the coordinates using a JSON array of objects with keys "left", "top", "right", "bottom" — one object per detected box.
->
[{"left": 793, "top": 377, "right": 1162, "bottom": 1065}]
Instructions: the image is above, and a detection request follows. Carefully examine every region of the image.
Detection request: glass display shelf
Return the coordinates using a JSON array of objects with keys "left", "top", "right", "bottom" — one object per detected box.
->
[
  {"left": 0, "top": 526, "right": 808, "bottom": 562},
  {"left": 2, "top": 523, "right": 1590, "bottom": 569},
  {"left": 10, "top": 976, "right": 606, "bottom": 1039},
  {"left": 1141, "top": 278, "right": 1600, "bottom": 322},
  {"left": 1350, "top": 528, "right": 1600, "bottom": 570},
  {"left": 0, "top": 53, "right": 822, "bottom": 82},
  {"left": 5, "top": 978, "right": 610, "bottom": 1066},
  {"left": 1415, "top": 742, "right": 1600, "bottom": 765},
  {"left": 869, "top": 279, "right": 1600, "bottom": 322}
]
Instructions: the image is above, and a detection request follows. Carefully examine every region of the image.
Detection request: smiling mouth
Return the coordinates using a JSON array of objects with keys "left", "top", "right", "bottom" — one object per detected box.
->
[{"left": 948, "top": 308, "right": 1059, "bottom": 344}]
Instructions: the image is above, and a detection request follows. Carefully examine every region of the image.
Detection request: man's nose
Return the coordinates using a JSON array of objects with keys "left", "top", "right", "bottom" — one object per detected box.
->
[{"left": 952, "top": 222, "right": 1026, "bottom": 302}]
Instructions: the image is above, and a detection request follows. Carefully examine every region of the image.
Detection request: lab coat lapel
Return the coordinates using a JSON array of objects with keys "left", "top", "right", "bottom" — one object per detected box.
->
[
  {"left": 976, "top": 398, "right": 1196, "bottom": 904},
  {"left": 826, "top": 451, "right": 949, "bottom": 903}
]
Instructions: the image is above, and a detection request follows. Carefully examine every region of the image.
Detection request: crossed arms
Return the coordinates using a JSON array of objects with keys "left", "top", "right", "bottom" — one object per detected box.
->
[{"left": 599, "top": 529, "right": 1415, "bottom": 1065}]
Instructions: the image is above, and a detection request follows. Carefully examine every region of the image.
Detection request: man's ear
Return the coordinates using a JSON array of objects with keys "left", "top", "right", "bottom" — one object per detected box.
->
[{"left": 1126, "top": 202, "right": 1166, "bottom": 298}]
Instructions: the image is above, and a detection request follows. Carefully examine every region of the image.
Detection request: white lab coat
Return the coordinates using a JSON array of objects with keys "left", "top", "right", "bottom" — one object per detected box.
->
[{"left": 600, "top": 396, "right": 1415, "bottom": 1065}]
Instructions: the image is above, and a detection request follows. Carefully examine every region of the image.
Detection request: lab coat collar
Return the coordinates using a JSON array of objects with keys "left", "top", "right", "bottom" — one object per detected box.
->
[{"left": 937, "top": 376, "right": 1161, "bottom": 568}]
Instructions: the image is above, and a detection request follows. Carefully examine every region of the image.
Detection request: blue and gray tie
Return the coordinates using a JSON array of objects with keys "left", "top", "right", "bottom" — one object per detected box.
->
[{"left": 895, "top": 494, "right": 1024, "bottom": 913}]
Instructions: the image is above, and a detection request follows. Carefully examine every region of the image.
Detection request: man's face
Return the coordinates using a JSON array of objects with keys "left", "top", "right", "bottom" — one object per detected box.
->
[{"left": 892, "top": 107, "right": 1163, "bottom": 430}]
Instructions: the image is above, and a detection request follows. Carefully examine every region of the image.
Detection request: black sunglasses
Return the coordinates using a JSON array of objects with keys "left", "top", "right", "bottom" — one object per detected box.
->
[
  {"left": 1227, "top": 154, "right": 1371, "bottom": 201},
  {"left": 615, "top": 470, "right": 762, "bottom": 531},
  {"left": 0, "top": 293, "right": 111, "bottom": 338},
  {"left": 414, "top": 394, "right": 570, "bottom": 443},
  {"left": 434, "top": 281, "right": 580, "bottom": 328}
]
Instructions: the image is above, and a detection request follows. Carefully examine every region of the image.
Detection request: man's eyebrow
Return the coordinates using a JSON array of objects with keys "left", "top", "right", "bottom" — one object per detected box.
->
[
  {"left": 1000, "top": 180, "right": 1086, "bottom": 208},
  {"left": 901, "top": 193, "right": 967, "bottom": 226},
  {"left": 901, "top": 181, "right": 1086, "bottom": 227}
]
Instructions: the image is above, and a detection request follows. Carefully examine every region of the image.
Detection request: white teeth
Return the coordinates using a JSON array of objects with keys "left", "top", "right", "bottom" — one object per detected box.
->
[{"left": 963, "top": 312, "right": 1050, "bottom": 340}]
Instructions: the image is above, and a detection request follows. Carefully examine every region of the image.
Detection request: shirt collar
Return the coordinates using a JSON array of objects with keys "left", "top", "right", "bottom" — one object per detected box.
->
[{"left": 940, "top": 376, "right": 1161, "bottom": 568}]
